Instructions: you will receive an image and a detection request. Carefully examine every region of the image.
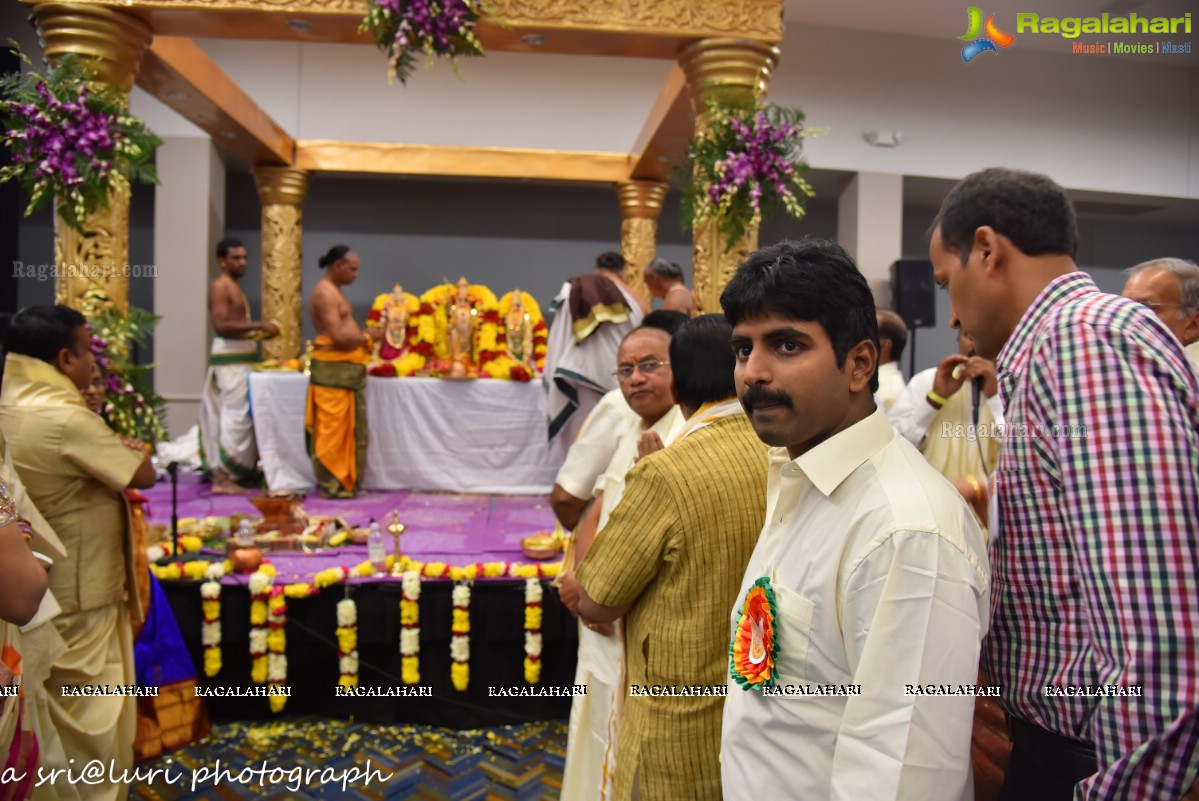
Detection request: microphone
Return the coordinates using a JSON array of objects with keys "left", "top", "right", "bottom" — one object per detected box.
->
[{"left": 971, "top": 376, "right": 983, "bottom": 427}]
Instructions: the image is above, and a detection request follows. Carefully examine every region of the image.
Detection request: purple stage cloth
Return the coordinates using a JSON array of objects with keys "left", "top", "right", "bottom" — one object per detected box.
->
[{"left": 142, "top": 472, "right": 560, "bottom": 585}]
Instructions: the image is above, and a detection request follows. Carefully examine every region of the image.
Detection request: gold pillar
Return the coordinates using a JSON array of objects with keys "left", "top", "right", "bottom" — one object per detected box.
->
[
  {"left": 252, "top": 166, "right": 308, "bottom": 361},
  {"left": 32, "top": 3, "right": 153, "bottom": 312},
  {"left": 616, "top": 180, "right": 668, "bottom": 306},
  {"left": 678, "top": 38, "right": 779, "bottom": 314}
]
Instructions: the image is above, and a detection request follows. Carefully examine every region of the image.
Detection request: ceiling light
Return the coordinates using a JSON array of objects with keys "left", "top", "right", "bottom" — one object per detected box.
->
[
  {"left": 520, "top": 33, "right": 546, "bottom": 46},
  {"left": 863, "top": 130, "right": 904, "bottom": 147},
  {"left": 286, "top": 19, "right": 312, "bottom": 33}
]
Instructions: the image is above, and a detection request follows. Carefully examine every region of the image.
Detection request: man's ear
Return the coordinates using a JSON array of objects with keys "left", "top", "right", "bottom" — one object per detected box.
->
[
  {"left": 1180, "top": 309, "right": 1199, "bottom": 348},
  {"left": 54, "top": 347, "right": 74, "bottom": 374},
  {"left": 846, "top": 339, "right": 878, "bottom": 393},
  {"left": 973, "top": 226, "right": 1004, "bottom": 275}
]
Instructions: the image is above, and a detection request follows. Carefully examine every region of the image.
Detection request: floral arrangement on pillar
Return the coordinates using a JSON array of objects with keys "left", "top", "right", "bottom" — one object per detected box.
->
[
  {"left": 360, "top": 0, "right": 488, "bottom": 85},
  {"left": 679, "top": 98, "right": 815, "bottom": 249},
  {"left": 82, "top": 287, "right": 167, "bottom": 444},
  {"left": 0, "top": 50, "right": 160, "bottom": 233}
]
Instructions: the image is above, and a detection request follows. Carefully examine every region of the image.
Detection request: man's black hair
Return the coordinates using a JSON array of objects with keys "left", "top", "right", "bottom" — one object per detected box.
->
[
  {"left": 721, "top": 237, "right": 879, "bottom": 393},
  {"left": 595, "top": 252, "right": 626, "bottom": 274},
  {"left": 929, "top": 167, "right": 1078, "bottom": 261},
  {"left": 669, "top": 314, "right": 737, "bottom": 410},
  {"left": 640, "top": 310, "right": 690, "bottom": 337},
  {"left": 216, "top": 237, "right": 244, "bottom": 260},
  {"left": 5, "top": 305, "right": 89, "bottom": 365}
]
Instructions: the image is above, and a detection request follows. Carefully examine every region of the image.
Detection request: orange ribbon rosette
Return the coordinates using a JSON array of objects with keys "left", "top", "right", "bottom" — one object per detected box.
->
[{"left": 730, "top": 577, "right": 779, "bottom": 691}]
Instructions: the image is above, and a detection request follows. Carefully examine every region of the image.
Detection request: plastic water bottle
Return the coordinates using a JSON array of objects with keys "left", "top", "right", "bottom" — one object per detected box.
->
[
  {"left": 367, "top": 518, "right": 387, "bottom": 571},
  {"left": 236, "top": 520, "right": 255, "bottom": 546}
]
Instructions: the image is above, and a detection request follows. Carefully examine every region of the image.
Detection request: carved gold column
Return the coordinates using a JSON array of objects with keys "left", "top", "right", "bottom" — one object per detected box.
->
[
  {"left": 678, "top": 38, "right": 779, "bottom": 314},
  {"left": 252, "top": 166, "right": 308, "bottom": 361},
  {"left": 32, "top": 3, "right": 153, "bottom": 312},
  {"left": 616, "top": 180, "right": 668, "bottom": 306}
]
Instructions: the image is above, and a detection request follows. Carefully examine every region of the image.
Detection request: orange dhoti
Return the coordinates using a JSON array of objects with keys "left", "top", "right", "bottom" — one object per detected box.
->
[{"left": 305, "top": 338, "right": 369, "bottom": 499}]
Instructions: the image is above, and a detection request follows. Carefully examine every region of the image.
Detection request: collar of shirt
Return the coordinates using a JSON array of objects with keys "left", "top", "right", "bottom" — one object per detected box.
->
[
  {"left": 671, "top": 397, "right": 744, "bottom": 442},
  {"left": 783, "top": 406, "right": 895, "bottom": 498},
  {"left": 995, "top": 272, "right": 1096, "bottom": 407},
  {"left": 1, "top": 353, "right": 87, "bottom": 409}
]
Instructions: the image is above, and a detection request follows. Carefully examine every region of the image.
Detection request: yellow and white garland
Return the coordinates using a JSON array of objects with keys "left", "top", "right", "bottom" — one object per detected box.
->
[
  {"left": 365, "top": 289, "right": 427, "bottom": 376},
  {"left": 450, "top": 582, "right": 471, "bottom": 691},
  {"left": 267, "top": 588, "right": 288, "bottom": 713},
  {"left": 336, "top": 598, "right": 358, "bottom": 690},
  {"left": 400, "top": 570, "right": 421, "bottom": 685},
  {"left": 199, "top": 561, "right": 227, "bottom": 678},
  {"left": 524, "top": 578, "right": 543, "bottom": 684},
  {"left": 249, "top": 567, "right": 273, "bottom": 685}
]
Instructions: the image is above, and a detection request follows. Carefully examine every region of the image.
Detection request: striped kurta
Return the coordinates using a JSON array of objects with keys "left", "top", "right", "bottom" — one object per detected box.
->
[{"left": 577, "top": 413, "right": 768, "bottom": 801}]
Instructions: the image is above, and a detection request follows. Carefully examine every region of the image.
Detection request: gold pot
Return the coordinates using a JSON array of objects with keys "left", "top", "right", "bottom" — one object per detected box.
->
[
  {"left": 520, "top": 534, "right": 560, "bottom": 561},
  {"left": 229, "top": 544, "right": 264, "bottom": 574}
]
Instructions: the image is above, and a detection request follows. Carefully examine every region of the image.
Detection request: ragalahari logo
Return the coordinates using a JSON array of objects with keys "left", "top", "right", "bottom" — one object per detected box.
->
[{"left": 959, "top": 7, "right": 1016, "bottom": 62}]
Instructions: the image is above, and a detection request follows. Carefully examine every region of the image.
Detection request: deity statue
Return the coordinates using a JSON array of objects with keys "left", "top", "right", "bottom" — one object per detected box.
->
[
  {"left": 504, "top": 288, "right": 536, "bottom": 371},
  {"left": 383, "top": 284, "right": 411, "bottom": 353},
  {"left": 448, "top": 277, "right": 476, "bottom": 377}
]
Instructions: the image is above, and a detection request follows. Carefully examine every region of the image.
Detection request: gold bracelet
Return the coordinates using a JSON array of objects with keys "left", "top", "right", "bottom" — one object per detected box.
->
[
  {"left": 927, "top": 389, "right": 949, "bottom": 407},
  {"left": 965, "top": 475, "right": 982, "bottom": 501}
]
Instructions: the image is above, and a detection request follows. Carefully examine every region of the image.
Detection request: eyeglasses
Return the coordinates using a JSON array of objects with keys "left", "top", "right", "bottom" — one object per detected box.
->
[{"left": 613, "top": 359, "right": 670, "bottom": 382}]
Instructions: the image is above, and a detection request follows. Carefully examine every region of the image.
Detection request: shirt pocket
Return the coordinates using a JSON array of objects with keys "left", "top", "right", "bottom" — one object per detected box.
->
[{"left": 771, "top": 583, "right": 816, "bottom": 689}]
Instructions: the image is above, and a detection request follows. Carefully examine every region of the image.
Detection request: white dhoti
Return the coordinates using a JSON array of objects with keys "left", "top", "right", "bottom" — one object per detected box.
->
[
  {"left": 198, "top": 337, "right": 259, "bottom": 480},
  {"left": 561, "top": 621, "right": 623, "bottom": 801},
  {"left": 39, "top": 604, "right": 136, "bottom": 801}
]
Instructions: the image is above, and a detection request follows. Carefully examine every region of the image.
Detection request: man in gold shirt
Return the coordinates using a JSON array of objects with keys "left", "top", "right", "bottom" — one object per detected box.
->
[
  {"left": 0, "top": 305, "right": 155, "bottom": 801},
  {"left": 577, "top": 314, "right": 768, "bottom": 801}
]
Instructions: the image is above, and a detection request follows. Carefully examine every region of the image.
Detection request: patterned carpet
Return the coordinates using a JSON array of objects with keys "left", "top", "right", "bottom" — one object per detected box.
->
[{"left": 129, "top": 717, "right": 568, "bottom": 801}]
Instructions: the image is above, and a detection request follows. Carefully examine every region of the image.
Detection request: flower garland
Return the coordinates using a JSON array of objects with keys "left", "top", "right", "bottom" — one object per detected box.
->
[
  {"left": 365, "top": 289, "right": 432, "bottom": 377},
  {"left": 400, "top": 570, "right": 421, "bottom": 685},
  {"left": 336, "top": 598, "right": 359, "bottom": 690},
  {"left": 82, "top": 288, "right": 167, "bottom": 443},
  {"left": 359, "top": 0, "right": 487, "bottom": 85},
  {"left": 267, "top": 588, "right": 288, "bottom": 712},
  {"left": 450, "top": 582, "right": 471, "bottom": 691},
  {"left": 524, "top": 578, "right": 543, "bottom": 684},
  {"left": 199, "top": 561, "right": 226, "bottom": 678},
  {"left": 0, "top": 50, "right": 161, "bottom": 233},
  {"left": 248, "top": 567, "right": 273, "bottom": 686},
  {"left": 679, "top": 98, "right": 815, "bottom": 250}
]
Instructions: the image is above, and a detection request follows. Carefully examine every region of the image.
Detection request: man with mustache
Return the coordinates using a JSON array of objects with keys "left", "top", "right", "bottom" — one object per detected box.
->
[{"left": 719, "top": 238, "right": 990, "bottom": 801}]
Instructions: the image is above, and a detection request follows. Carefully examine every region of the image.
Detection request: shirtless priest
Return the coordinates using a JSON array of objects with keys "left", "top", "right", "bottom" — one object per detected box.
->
[
  {"left": 200, "top": 237, "right": 279, "bottom": 494},
  {"left": 307, "top": 245, "right": 381, "bottom": 498}
]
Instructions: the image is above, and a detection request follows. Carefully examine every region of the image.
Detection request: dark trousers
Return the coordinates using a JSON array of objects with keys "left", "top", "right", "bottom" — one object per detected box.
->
[{"left": 999, "top": 716, "right": 1099, "bottom": 801}]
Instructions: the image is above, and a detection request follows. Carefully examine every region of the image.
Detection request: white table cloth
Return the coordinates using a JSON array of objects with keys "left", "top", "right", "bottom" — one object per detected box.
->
[{"left": 249, "top": 373, "right": 562, "bottom": 494}]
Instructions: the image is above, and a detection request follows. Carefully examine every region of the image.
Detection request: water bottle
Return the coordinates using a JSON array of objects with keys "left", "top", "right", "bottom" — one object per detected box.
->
[
  {"left": 367, "top": 518, "right": 387, "bottom": 571},
  {"left": 236, "top": 519, "right": 255, "bottom": 546}
]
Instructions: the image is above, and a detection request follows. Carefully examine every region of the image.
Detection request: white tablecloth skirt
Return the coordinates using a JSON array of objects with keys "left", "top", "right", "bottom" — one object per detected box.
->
[{"left": 249, "top": 373, "right": 562, "bottom": 494}]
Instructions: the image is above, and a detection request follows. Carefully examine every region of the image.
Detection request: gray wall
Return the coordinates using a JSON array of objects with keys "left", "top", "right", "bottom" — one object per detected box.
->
[{"left": 898, "top": 205, "right": 1199, "bottom": 377}]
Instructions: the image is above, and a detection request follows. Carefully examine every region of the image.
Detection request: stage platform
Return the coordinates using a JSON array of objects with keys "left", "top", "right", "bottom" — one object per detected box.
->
[{"left": 141, "top": 472, "right": 579, "bottom": 727}]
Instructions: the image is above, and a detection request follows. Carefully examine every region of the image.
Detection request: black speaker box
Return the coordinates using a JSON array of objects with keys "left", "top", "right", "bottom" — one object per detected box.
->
[{"left": 891, "top": 259, "right": 936, "bottom": 329}]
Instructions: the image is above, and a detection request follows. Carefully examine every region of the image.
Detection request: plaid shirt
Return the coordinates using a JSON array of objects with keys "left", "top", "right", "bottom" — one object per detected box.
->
[{"left": 985, "top": 272, "right": 1199, "bottom": 800}]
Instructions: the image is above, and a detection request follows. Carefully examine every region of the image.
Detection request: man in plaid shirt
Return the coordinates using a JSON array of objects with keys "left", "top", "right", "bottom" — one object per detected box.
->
[{"left": 928, "top": 167, "right": 1199, "bottom": 801}]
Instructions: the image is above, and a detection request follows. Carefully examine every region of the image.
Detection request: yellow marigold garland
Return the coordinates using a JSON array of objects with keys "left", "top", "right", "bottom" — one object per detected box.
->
[
  {"left": 248, "top": 567, "right": 273, "bottom": 685},
  {"left": 267, "top": 588, "right": 288, "bottom": 712},
  {"left": 450, "top": 582, "right": 471, "bottom": 691},
  {"left": 418, "top": 283, "right": 501, "bottom": 375},
  {"left": 336, "top": 597, "right": 358, "bottom": 690},
  {"left": 524, "top": 578, "right": 543, "bottom": 684},
  {"left": 199, "top": 561, "right": 227, "bottom": 678},
  {"left": 400, "top": 570, "right": 421, "bottom": 685}
]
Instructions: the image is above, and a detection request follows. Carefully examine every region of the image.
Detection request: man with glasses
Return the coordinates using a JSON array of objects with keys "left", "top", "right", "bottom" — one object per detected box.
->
[
  {"left": 556, "top": 311, "right": 685, "bottom": 801},
  {"left": 1121, "top": 257, "right": 1199, "bottom": 372},
  {"left": 576, "top": 314, "right": 769, "bottom": 801}
]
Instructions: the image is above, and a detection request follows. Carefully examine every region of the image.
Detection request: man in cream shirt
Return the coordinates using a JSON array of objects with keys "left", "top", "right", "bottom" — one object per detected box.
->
[
  {"left": 1121, "top": 257, "right": 1199, "bottom": 372},
  {"left": 720, "top": 239, "right": 990, "bottom": 801}
]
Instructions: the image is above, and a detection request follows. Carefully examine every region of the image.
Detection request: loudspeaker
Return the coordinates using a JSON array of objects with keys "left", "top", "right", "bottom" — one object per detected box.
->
[{"left": 891, "top": 259, "right": 936, "bottom": 329}]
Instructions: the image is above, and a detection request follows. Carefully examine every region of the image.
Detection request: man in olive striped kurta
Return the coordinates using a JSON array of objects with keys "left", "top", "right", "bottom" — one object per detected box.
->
[{"left": 577, "top": 315, "right": 768, "bottom": 801}]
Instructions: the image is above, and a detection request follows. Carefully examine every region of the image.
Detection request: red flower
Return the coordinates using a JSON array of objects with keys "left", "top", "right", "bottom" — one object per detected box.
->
[
  {"left": 369, "top": 364, "right": 397, "bottom": 377},
  {"left": 510, "top": 364, "right": 531, "bottom": 382},
  {"left": 419, "top": 303, "right": 434, "bottom": 315},
  {"left": 367, "top": 309, "right": 383, "bottom": 322}
]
